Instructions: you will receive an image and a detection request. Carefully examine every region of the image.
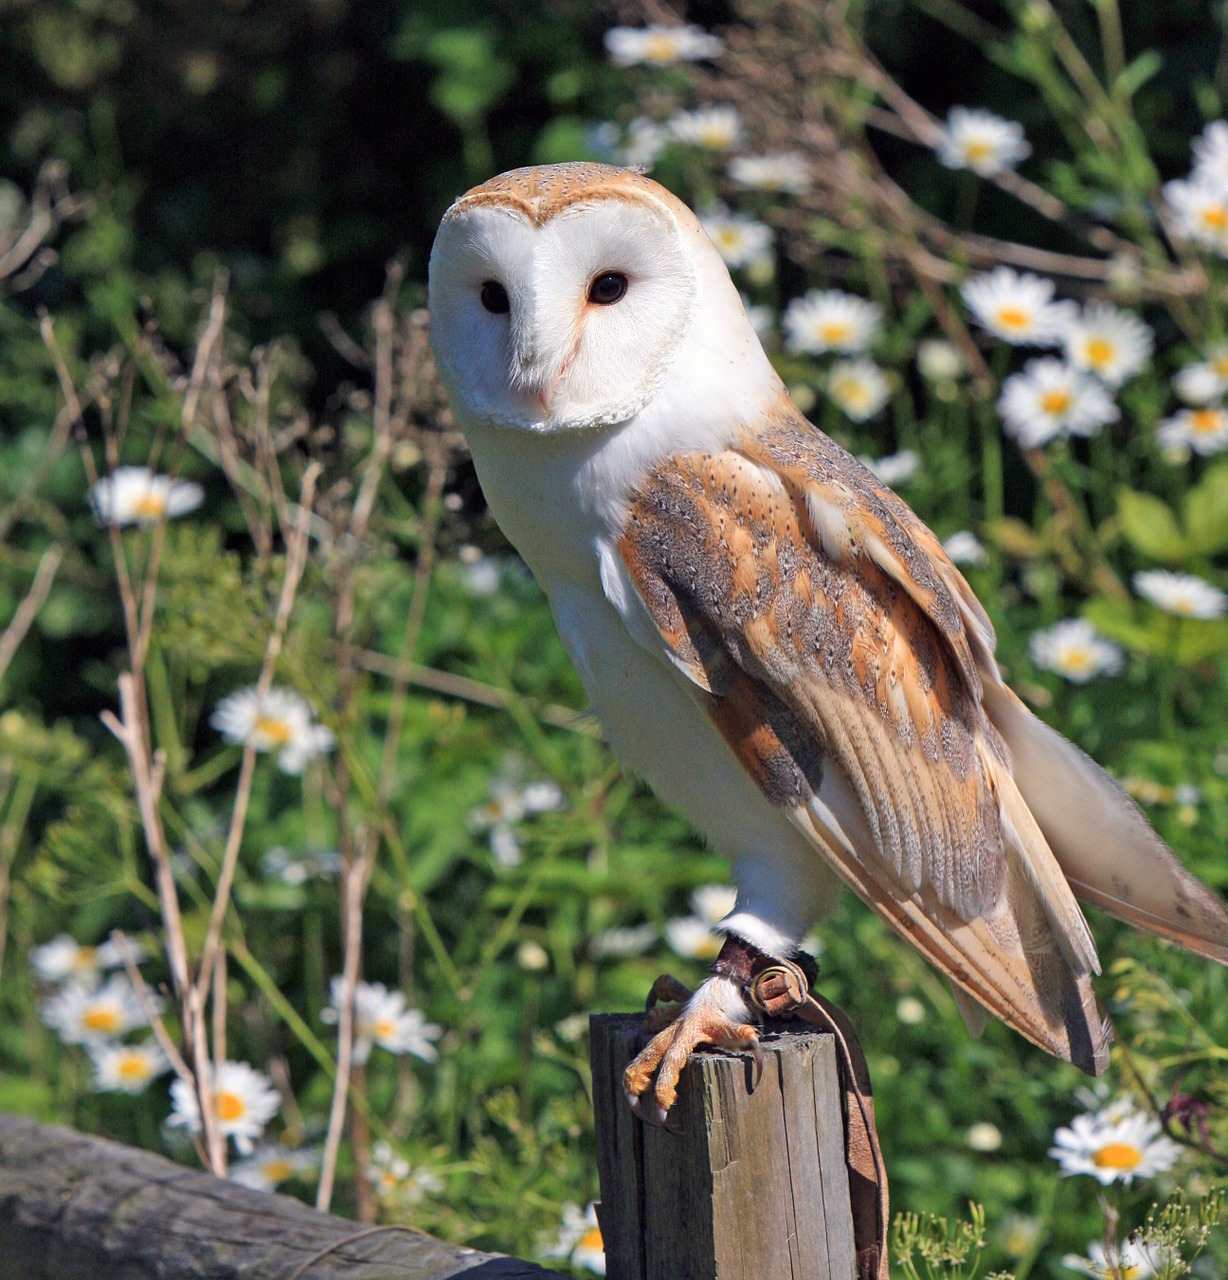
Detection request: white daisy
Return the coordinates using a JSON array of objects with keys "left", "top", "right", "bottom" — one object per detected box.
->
[
  {"left": 665, "top": 915, "right": 724, "bottom": 961},
  {"left": 895, "top": 996, "right": 926, "bottom": 1025},
  {"left": 699, "top": 207, "right": 773, "bottom": 269},
  {"left": 603, "top": 24, "right": 723, "bottom": 67},
  {"left": 1062, "top": 302, "right": 1153, "bottom": 386},
  {"left": 1133, "top": 569, "right": 1228, "bottom": 620},
  {"left": 1029, "top": 619, "right": 1123, "bottom": 682},
  {"left": 1156, "top": 405, "right": 1228, "bottom": 456},
  {"left": 209, "top": 686, "right": 335, "bottom": 775},
  {"left": 1163, "top": 173, "right": 1228, "bottom": 255},
  {"left": 783, "top": 290, "right": 882, "bottom": 355},
  {"left": 860, "top": 450, "right": 920, "bottom": 487},
  {"left": 1063, "top": 1238, "right": 1168, "bottom": 1280},
  {"left": 999, "top": 1215, "right": 1043, "bottom": 1260},
  {"left": 1173, "top": 343, "right": 1228, "bottom": 404},
  {"left": 961, "top": 267, "right": 1073, "bottom": 346},
  {"left": 827, "top": 359, "right": 891, "bottom": 422},
  {"left": 942, "top": 531, "right": 987, "bottom": 566},
  {"left": 965, "top": 1122, "right": 1003, "bottom": 1152},
  {"left": 366, "top": 1140, "right": 442, "bottom": 1203},
  {"left": 1050, "top": 1100, "right": 1182, "bottom": 1185},
  {"left": 935, "top": 107, "right": 1031, "bottom": 177},
  {"left": 458, "top": 545, "right": 501, "bottom": 597},
  {"left": 689, "top": 884, "right": 737, "bottom": 925},
  {"left": 260, "top": 846, "right": 342, "bottom": 886},
  {"left": 545, "top": 1202, "right": 606, "bottom": 1275},
  {"left": 41, "top": 975, "right": 158, "bottom": 1043},
  {"left": 30, "top": 932, "right": 141, "bottom": 984},
  {"left": 87, "top": 1040, "right": 171, "bottom": 1094},
  {"left": 321, "top": 977, "right": 442, "bottom": 1065},
  {"left": 228, "top": 1144, "right": 320, "bottom": 1192},
  {"left": 728, "top": 152, "right": 812, "bottom": 194},
  {"left": 668, "top": 105, "right": 743, "bottom": 151},
  {"left": 998, "top": 358, "right": 1120, "bottom": 447},
  {"left": 91, "top": 466, "right": 204, "bottom": 526},
  {"left": 167, "top": 1060, "right": 281, "bottom": 1156},
  {"left": 916, "top": 339, "right": 965, "bottom": 383},
  {"left": 1191, "top": 119, "right": 1228, "bottom": 187},
  {"left": 590, "top": 923, "right": 658, "bottom": 958},
  {"left": 617, "top": 117, "right": 668, "bottom": 168}
]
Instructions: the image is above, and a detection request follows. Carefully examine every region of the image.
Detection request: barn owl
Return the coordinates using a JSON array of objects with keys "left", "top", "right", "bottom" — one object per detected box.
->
[{"left": 428, "top": 162, "right": 1228, "bottom": 1123}]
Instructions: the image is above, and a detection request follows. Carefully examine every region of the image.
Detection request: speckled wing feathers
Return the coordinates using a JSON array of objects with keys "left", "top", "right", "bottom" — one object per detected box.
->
[{"left": 618, "top": 436, "right": 1005, "bottom": 917}]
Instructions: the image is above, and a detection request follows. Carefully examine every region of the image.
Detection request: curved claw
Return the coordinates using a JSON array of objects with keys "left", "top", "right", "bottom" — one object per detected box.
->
[{"left": 747, "top": 1033, "right": 764, "bottom": 1091}]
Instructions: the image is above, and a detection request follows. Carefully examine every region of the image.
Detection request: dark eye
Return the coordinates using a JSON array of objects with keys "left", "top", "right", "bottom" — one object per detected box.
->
[
  {"left": 588, "top": 271, "right": 628, "bottom": 305},
  {"left": 480, "top": 280, "right": 510, "bottom": 314}
]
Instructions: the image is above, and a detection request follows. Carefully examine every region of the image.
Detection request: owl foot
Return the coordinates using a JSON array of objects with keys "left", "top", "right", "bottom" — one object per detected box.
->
[{"left": 623, "top": 974, "right": 762, "bottom": 1127}]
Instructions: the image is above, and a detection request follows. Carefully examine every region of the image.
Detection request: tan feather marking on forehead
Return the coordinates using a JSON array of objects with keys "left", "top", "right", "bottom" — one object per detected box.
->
[{"left": 442, "top": 162, "right": 697, "bottom": 228}]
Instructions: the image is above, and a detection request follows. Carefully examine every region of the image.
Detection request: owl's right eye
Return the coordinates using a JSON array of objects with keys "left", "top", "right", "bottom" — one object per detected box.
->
[{"left": 480, "top": 281, "right": 510, "bottom": 315}]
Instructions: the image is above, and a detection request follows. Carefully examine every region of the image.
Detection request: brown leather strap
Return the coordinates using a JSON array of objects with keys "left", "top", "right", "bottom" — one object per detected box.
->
[{"left": 749, "top": 963, "right": 889, "bottom": 1280}]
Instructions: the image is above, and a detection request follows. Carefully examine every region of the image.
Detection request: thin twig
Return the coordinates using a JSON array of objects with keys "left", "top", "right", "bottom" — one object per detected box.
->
[
  {"left": 0, "top": 543, "right": 63, "bottom": 685},
  {"left": 196, "top": 462, "right": 321, "bottom": 1003}
]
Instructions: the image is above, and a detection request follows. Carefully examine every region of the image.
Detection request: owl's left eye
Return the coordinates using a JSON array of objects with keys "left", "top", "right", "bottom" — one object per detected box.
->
[
  {"left": 588, "top": 272, "right": 628, "bottom": 306},
  {"left": 480, "top": 281, "right": 510, "bottom": 314}
]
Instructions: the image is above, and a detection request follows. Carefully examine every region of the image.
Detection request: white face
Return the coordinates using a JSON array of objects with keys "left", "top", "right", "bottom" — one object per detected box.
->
[{"left": 429, "top": 195, "right": 698, "bottom": 433}]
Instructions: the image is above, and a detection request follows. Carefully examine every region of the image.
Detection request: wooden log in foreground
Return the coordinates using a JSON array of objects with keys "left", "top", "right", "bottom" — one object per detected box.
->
[
  {"left": 591, "top": 1014, "right": 857, "bottom": 1280},
  {"left": 0, "top": 1113, "right": 559, "bottom": 1280}
]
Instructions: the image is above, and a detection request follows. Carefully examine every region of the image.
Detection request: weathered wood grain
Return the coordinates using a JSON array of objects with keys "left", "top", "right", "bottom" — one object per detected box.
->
[
  {"left": 591, "top": 1014, "right": 857, "bottom": 1280},
  {"left": 0, "top": 1113, "right": 560, "bottom": 1279}
]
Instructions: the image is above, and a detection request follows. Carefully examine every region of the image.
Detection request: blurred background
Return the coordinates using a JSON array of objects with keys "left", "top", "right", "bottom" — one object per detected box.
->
[{"left": 2, "top": 2, "right": 1227, "bottom": 1276}]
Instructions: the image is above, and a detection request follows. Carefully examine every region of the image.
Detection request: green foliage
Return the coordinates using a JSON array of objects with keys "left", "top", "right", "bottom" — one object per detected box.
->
[{"left": 2, "top": 2, "right": 1228, "bottom": 1277}]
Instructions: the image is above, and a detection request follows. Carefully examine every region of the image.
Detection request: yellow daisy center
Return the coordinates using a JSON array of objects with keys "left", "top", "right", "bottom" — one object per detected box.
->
[
  {"left": 373, "top": 1018, "right": 398, "bottom": 1040},
  {"left": 261, "top": 1159, "right": 294, "bottom": 1181},
  {"left": 131, "top": 493, "right": 168, "bottom": 519},
  {"left": 214, "top": 1090, "right": 247, "bottom": 1122},
  {"left": 1202, "top": 205, "right": 1228, "bottom": 231},
  {"left": 1040, "top": 389, "right": 1072, "bottom": 415},
  {"left": 819, "top": 321, "right": 853, "bottom": 344},
  {"left": 962, "top": 139, "right": 993, "bottom": 162},
  {"left": 578, "top": 1226, "right": 604, "bottom": 1251},
  {"left": 1092, "top": 1141, "right": 1142, "bottom": 1171},
  {"left": 693, "top": 934, "right": 723, "bottom": 960},
  {"left": 1084, "top": 337, "right": 1115, "bottom": 367},
  {"left": 832, "top": 377, "right": 869, "bottom": 409},
  {"left": 714, "top": 229, "right": 743, "bottom": 250},
  {"left": 254, "top": 716, "right": 293, "bottom": 746},
  {"left": 1190, "top": 408, "right": 1223, "bottom": 433},
  {"left": 72, "top": 947, "right": 98, "bottom": 971},
  {"left": 994, "top": 306, "right": 1032, "bottom": 331},
  {"left": 117, "top": 1054, "right": 151, "bottom": 1081},
  {"left": 643, "top": 34, "right": 679, "bottom": 62},
  {"left": 1212, "top": 355, "right": 1228, "bottom": 375},
  {"left": 1059, "top": 647, "right": 1093, "bottom": 673},
  {"left": 82, "top": 1007, "right": 122, "bottom": 1034},
  {"left": 698, "top": 126, "right": 734, "bottom": 147}
]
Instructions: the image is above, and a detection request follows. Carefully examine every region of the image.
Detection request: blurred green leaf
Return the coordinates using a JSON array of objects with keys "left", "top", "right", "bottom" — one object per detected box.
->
[
  {"left": 1116, "top": 487, "right": 1188, "bottom": 561},
  {"left": 1183, "top": 459, "right": 1228, "bottom": 555}
]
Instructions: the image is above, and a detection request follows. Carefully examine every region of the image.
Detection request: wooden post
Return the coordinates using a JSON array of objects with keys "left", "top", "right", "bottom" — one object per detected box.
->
[
  {"left": 0, "top": 1113, "right": 560, "bottom": 1279},
  {"left": 590, "top": 1014, "right": 857, "bottom": 1280}
]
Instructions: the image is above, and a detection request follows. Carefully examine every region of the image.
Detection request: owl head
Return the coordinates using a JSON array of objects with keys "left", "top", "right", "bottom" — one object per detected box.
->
[{"left": 428, "top": 163, "right": 771, "bottom": 434}]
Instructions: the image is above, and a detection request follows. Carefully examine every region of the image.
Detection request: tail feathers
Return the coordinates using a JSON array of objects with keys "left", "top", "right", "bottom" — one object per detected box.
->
[
  {"left": 984, "top": 683, "right": 1228, "bottom": 966},
  {"left": 990, "top": 749, "right": 1100, "bottom": 976}
]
